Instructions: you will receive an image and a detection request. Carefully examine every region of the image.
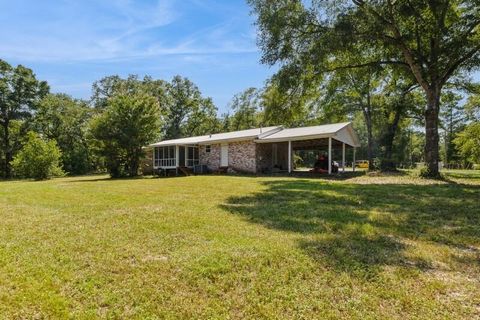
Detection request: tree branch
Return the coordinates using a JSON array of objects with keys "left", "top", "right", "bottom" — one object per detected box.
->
[{"left": 441, "top": 44, "right": 480, "bottom": 85}]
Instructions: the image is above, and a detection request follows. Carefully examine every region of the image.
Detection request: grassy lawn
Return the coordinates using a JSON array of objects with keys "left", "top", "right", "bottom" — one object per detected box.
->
[{"left": 0, "top": 170, "right": 479, "bottom": 319}]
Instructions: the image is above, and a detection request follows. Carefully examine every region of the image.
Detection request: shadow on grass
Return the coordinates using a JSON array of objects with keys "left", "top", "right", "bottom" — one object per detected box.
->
[{"left": 221, "top": 179, "right": 480, "bottom": 277}]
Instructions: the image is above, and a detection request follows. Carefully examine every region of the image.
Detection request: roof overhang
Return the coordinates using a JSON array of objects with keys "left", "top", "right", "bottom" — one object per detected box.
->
[
  {"left": 255, "top": 122, "right": 361, "bottom": 147},
  {"left": 255, "top": 133, "right": 335, "bottom": 144}
]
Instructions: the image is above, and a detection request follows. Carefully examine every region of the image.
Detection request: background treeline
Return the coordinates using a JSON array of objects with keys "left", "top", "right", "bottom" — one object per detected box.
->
[{"left": 1, "top": 56, "right": 479, "bottom": 179}]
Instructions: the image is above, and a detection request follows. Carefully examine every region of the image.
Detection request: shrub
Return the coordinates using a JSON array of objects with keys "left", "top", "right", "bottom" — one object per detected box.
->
[{"left": 11, "top": 132, "right": 64, "bottom": 180}]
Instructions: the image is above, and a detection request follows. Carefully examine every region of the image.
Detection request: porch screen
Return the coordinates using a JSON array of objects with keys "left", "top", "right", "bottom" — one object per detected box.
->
[
  {"left": 186, "top": 146, "right": 199, "bottom": 167},
  {"left": 154, "top": 146, "right": 176, "bottom": 167}
]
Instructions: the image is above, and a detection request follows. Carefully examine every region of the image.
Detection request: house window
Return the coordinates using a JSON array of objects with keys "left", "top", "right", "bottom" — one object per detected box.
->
[
  {"left": 205, "top": 145, "right": 211, "bottom": 153},
  {"left": 154, "top": 146, "right": 176, "bottom": 167},
  {"left": 186, "top": 146, "right": 199, "bottom": 167}
]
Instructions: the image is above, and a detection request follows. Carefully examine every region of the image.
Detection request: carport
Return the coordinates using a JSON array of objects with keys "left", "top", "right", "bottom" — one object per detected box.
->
[{"left": 255, "top": 122, "right": 361, "bottom": 174}]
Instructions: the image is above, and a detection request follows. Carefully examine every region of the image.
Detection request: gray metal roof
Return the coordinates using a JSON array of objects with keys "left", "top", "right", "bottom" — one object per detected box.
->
[
  {"left": 149, "top": 126, "right": 280, "bottom": 146},
  {"left": 149, "top": 122, "right": 360, "bottom": 147}
]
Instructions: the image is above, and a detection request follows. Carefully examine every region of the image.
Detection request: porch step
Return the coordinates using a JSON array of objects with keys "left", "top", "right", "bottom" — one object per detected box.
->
[
  {"left": 216, "top": 166, "right": 229, "bottom": 174},
  {"left": 178, "top": 166, "right": 193, "bottom": 176}
]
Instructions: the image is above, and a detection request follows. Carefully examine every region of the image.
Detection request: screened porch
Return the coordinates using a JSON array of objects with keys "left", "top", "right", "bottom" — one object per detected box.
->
[{"left": 153, "top": 145, "right": 199, "bottom": 169}]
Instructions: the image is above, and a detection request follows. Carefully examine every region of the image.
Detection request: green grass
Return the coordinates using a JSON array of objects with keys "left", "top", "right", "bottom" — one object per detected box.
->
[{"left": 0, "top": 170, "right": 479, "bottom": 319}]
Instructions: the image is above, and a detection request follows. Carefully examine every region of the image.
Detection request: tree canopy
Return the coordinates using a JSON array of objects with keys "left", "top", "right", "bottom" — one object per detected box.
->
[
  {"left": 89, "top": 93, "right": 161, "bottom": 178},
  {"left": 249, "top": 0, "right": 480, "bottom": 177},
  {"left": 0, "top": 59, "right": 49, "bottom": 178}
]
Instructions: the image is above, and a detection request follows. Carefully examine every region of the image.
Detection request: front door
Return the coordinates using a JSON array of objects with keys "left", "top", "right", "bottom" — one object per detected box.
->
[{"left": 221, "top": 144, "right": 229, "bottom": 167}]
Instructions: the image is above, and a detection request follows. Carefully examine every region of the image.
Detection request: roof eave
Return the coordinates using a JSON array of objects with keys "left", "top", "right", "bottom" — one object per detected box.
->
[{"left": 255, "top": 133, "right": 336, "bottom": 143}]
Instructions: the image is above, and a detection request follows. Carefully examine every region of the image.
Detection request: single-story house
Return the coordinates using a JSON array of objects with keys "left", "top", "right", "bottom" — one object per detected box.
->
[{"left": 148, "top": 122, "right": 360, "bottom": 174}]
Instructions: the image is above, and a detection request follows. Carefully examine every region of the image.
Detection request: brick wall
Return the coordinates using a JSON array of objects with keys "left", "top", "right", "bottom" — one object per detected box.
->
[
  {"left": 199, "top": 144, "right": 221, "bottom": 171},
  {"left": 256, "top": 142, "right": 289, "bottom": 173},
  {"left": 228, "top": 141, "right": 257, "bottom": 173},
  {"left": 199, "top": 140, "right": 258, "bottom": 173}
]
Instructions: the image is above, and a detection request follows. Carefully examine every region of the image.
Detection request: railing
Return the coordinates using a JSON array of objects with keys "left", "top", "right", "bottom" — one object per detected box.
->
[{"left": 154, "top": 158, "right": 176, "bottom": 168}]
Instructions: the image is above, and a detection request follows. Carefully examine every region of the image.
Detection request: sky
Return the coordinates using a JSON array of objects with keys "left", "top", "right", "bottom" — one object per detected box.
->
[{"left": 0, "top": 0, "right": 275, "bottom": 113}]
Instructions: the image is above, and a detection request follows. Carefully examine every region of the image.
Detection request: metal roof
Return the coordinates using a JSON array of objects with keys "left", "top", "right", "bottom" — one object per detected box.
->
[
  {"left": 256, "top": 122, "right": 360, "bottom": 147},
  {"left": 149, "top": 122, "right": 360, "bottom": 147},
  {"left": 149, "top": 126, "right": 280, "bottom": 147}
]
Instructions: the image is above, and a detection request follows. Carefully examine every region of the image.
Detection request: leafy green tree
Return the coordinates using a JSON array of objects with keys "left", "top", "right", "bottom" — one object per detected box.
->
[
  {"left": 228, "top": 88, "right": 262, "bottom": 130},
  {"left": 465, "top": 93, "right": 480, "bottom": 121},
  {"left": 454, "top": 122, "right": 480, "bottom": 165},
  {"left": 0, "top": 59, "right": 49, "bottom": 178},
  {"left": 163, "top": 75, "right": 219, "bottom": 138},
  {"left": 322, "top": 67, "right": 382, "bottom": 170},
  {"left": 34, "top": 94, "right": 93, "bottom": 175},
  {"left": 92, "top": 75, "right": 219, "bottom": 139},
  {"left": 11, "top": 131, "right": 63, "bottom": 180},
  {"left": 439, "top": 92, "right": 466, "bottom": 166},
  {"left": 91, "top": 75, "right": 166, "bottom": 110},
  {"left": 249, "top": 0, "right": 480, "bottom": 177},
  {"left": 376, "top": 73, "right": 422, "bottom": 170},
  {"left": 262, "top": 69, "right": 328, "bottom": 128},
  {"left": 89, "top": 94, "right": 161, "bottom": 178}
]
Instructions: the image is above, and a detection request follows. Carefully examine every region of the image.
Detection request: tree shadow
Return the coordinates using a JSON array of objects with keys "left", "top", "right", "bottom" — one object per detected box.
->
[{"left": 221, "top": 179, "right": 480, "bottom": 277}]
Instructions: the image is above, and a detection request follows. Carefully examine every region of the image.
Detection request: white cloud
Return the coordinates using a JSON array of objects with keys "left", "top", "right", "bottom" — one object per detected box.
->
[{"left": 0, "top": 0, "right": 258, "bottom": 63}]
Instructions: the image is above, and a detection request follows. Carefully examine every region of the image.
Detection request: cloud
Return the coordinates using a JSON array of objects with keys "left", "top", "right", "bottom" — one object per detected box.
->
[{"left": 0, "top": 0, "right": 258, "bottom": 63}]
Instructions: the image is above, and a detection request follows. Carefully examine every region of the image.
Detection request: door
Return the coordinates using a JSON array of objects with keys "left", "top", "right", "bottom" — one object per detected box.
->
[{"left": 221, "top": 144, "right": 229, "bottom": 167}]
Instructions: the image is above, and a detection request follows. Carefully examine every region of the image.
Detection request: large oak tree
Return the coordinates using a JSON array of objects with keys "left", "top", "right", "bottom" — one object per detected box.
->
[{"left": 249, "top": 0, "right": 480, "bottom": 177}]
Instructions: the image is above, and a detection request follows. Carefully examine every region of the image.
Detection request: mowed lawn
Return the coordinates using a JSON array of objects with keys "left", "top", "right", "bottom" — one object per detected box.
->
[{"left": 0, "top": 171, "right": 479, "bottom": 319}]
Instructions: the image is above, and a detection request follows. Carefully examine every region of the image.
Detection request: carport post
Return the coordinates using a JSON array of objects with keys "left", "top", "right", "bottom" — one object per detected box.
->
[
  {"left": 328, "top": 137, "right": 332, "bottom": 174},
  {"left": 342, "top": 143, "right": 345, "bottom": 172},
  {"left": 175, "top": 145, "right": 179, "bottom": 175},
  {"left": 288, "top": 140, "right": 292, "bottom": 173},
  {"left": 353, "top": 147, "right": 356, "bottom": 172}
]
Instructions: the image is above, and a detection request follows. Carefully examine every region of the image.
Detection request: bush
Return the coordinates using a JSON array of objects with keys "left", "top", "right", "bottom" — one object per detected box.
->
[{"left": 11, "top": 132, "right": 64, "bottom": 180}]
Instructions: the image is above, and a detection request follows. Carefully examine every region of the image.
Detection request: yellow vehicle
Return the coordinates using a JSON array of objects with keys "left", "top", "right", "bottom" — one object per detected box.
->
[{"left": 355, "top": 160, "right": 369, "bottom": 169}]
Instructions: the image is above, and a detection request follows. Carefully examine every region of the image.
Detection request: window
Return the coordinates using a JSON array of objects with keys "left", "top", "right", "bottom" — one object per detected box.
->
[
  {"left": 205, "top": 145, "right": 211, "bottom": 153},
  {"left": 154, "top": 146, "right": 176, "bottom": 167},
  {"left": 186, "top": 146, "right": 199, "bottom": 167}
]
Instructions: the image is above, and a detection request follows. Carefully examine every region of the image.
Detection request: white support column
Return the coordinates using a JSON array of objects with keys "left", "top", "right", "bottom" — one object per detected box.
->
[
  {"left": 152, "top": 147, "right": 156, "bottom": 169},
  {"left": 328, "top": 137, "right": 332, "bottom": 174},
  {"left": 184, "top": 145, "right": 188, "bottom": 167},
  {"left": 175, "top": 145, "right": 179, "bottom": 175},
  {"left": 342, "top": 143, "right": 345, "bottom": 173},
  {"left": 353, "top": 147, "right": 356, "bottom": 172},
  {"left": 288, "top": 140, "right": 292, "bottom": 173}
]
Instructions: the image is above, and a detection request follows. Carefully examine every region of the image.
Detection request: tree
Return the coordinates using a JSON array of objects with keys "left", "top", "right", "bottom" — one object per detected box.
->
[
  {"left": 228, "top": 88, "right": 262, "bottom": 130},
  {"left": 322, "top": 67, "right": 382, "bottom": 170},
  {"left": 376, "top": 73, "right": 422, "bottom": 170},
  {"left": 0, "top": 59, "right": 49, "bottom": 178},
  {"left": 91, "top": 75, "right": 163, "bottom": 110},
  {"left": 439, "top": 92, "right": 465, "bottom": 166},
  {"left": 11, "top": 131, "right": 63, "bottom": 180},
  {"left": 163, "top": 76, "right": 219, "bottom": 139},
  {"left": 92, "top": 75, "right": 220, "bottom": 140},
  {"left": 249, "top": 0, "right": 480, "bottom": 177},
  {"left": 261, "top": 75, "right": 323, "bottom": 127},
  {"left": 454, "top": 122, "right": 480, "bottom": 166},
  {"left": 465, "top": 93, "right": 480, "bottom": 121},
  {"left": 89, "top": 94, "right": 161, "bottom": 178},
  {"left": 34, "top": 94, "right": 93, "bottom": 175}
]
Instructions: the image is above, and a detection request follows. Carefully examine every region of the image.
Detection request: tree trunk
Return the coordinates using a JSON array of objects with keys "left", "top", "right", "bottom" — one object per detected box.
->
[
  {"left": 2, "top": 120, "right": 11, "bottom": 178},
  {"left": 381, "top": 108, "right": 402, "bottom": 171},
  {"left": 362, "top": 97, "right": 375, "bottom": 171},
  {"left": 424, "top": 89, "right": 441, "bottom": 178}
]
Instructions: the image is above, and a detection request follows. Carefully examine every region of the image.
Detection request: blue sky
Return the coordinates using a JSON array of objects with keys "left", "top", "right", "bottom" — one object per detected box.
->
[{"left": 0, "top": 0, "right": 275, "bottom": 113}]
